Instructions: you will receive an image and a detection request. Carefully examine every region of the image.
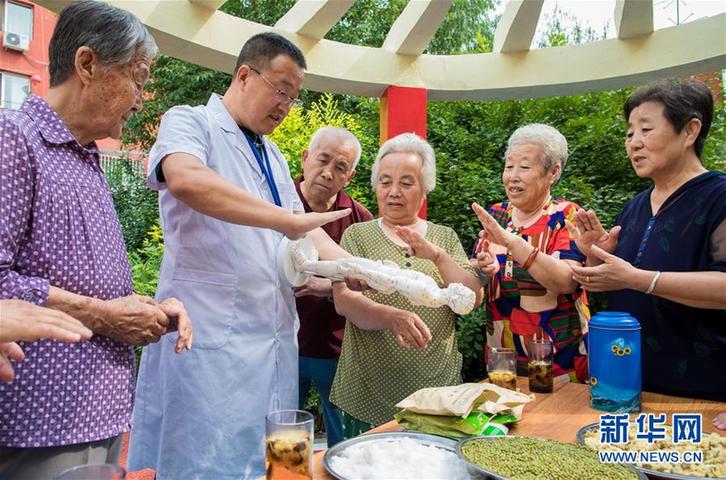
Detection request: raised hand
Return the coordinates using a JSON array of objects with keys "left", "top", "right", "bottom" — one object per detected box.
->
[
  {"left": 472, "top": 203, "right": 517, "bottom": 248},
  {"left": 158, "top": 297, "right": 193, "bottom": 353},
  {"left": 566, "top": 209, "right": 621, "bottom": 263},
  {"left": 474, "top": 233, "right": 499, "bottom": 277},
  {"left": 395, "top": 225, "right": 444, "bottom": 263},
  {"left": 283, "top": 209, "right": 352, "bottom": 240}
]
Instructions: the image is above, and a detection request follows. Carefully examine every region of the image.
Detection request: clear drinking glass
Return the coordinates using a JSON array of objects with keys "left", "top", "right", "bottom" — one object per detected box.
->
[
  {"left": 487, "top": 346, "right": 517, "bottom": 390},
  {"left": 265, "top": 409, "right": 314, "bottom": 480},
  {"left": 53, "top": 464, "right": 125, "bottom": 480},
  {"left": 528, "top": 340, "right": 554, "bottom": 393}
]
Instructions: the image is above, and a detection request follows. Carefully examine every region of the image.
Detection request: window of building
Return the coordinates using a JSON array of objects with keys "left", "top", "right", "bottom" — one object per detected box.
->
[
  {"left": 1, "top": 71, "right": 30, "bottom": 109},
  {"left": 2, "top": 1, "right": 33, "bottom": 40}
]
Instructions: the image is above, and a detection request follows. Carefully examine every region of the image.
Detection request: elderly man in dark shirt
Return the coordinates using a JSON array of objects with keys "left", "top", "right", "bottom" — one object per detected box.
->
[
  {"left": 294, "top": 127, "right": 373, "bottom": 447},
  {"left": 0, "top": 2, "right": 190, "bottom": 478}
]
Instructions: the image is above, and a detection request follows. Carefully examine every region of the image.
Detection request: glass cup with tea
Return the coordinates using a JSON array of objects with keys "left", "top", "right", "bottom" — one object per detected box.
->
[
  {"left": 527, "top": 340, "right": 554, "bottom": 393},
  {"left": 265, "top": 409, "right": 314, "bottom": 480},
  {"left": 487, "top": 346, "right": 517, "bottom": 390}
]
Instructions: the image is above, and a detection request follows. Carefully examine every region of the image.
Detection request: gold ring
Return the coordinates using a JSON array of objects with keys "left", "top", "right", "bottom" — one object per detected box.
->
[{"left": 586, "top": 276, "right": 591, "bottom": 283}]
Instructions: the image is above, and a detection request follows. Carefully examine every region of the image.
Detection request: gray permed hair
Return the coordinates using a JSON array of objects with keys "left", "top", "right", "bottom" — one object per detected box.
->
[
  {"left": 505, "top": 123, "right": 568, "bottom": 183},
  {"left": 49, "top": 1, "right": 158, "bottom": 87},
  {"left": 370, "top": 133, "right": 436, "bottom": 193}
]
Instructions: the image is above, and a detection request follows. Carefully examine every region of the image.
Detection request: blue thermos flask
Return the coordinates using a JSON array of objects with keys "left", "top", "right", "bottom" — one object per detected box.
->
[{"left": 588, "top": 311, "right": 642, "bottom": 413}]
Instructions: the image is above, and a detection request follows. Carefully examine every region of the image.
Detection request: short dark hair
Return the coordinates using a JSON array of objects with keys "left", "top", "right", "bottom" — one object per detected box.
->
[
  {"left": 624, "top": 78, "right": 713, "bottom": 157},
  {"left": 234, "top": 32, "right": 306, "bottom": 75},
  {"left": 49, "top": 1, "right": 157, "bottom": 87}
]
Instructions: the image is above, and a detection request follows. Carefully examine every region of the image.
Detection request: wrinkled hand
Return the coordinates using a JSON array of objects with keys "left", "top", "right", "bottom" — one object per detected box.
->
[
  {"left": 570, "top": 246, "right": 638, "bottom": 292},
  {"left": 158, "top": 297, "right": 193, "bottom": 353},
  {"left": 474, "top": 234, "right": 499, "bottom": 277},
  {"left": 566, "top": 209, "right": 621, "bottom": 261},
  {"left": 294, "top": 276, "right": 333, "bottom": 298},
  {"left": 0, "top": 299, "right": 93, "bottom": 343},
  {"left": 389, "top": 310, "right": 432, "bottom": 350},
  {"left": 99, "top": 294, "right": 169, "bottom": 346},
  {"left": 395, "top": 225, "right": 444, "bottom": 263},
  {"left": 283, "top": 209, "right": 352, "bottom": 240},
  {"left": 472, "top": 203, "right": 517, "bottom": 248}
]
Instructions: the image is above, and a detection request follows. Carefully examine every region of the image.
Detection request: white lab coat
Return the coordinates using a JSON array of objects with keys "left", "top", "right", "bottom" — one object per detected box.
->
[{"left": 128, "top": 94, "right": 302, "bottom": 479}]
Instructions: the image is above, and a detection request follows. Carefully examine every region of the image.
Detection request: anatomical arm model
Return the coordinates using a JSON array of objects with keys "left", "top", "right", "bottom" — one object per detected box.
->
[{"left": 278, "top": 237, "right": 476, "bottom": 315}]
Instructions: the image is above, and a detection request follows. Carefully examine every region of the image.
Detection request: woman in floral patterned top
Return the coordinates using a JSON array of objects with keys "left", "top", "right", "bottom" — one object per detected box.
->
[{"left": 473, "top": 124, "right": 589, "bottom": 382}]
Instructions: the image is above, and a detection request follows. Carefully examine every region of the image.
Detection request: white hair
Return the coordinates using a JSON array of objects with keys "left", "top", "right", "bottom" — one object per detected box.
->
[
  {"left": 505, "top": 123, "right": 568, "bottom": 183},
  {"left": 308, "top": 126, "right": 362, "bottom": 169},
  {"left": 370, "top": 133, "right": 436, "bottom": 193}
]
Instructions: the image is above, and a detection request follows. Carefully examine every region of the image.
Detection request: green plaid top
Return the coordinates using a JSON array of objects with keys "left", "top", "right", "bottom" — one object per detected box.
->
[{"left": 330, "top": 220, "right": 476, "bottom": 425}]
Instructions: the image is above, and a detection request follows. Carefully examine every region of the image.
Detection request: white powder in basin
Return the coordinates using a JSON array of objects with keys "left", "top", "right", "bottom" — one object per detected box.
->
[{"left": 328, "top": 437, "right": 471, "bottom": 479}]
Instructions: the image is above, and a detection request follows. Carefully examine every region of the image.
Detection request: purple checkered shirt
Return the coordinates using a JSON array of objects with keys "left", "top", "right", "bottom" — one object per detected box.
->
[{"left": 0, "top": 96, "right": 135, "bottom": 447}]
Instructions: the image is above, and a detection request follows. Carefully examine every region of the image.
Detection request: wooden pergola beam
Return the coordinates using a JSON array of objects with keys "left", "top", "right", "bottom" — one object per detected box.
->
[
  {"left": 382, "top": 0, "right": 453, "bottom": 56},
  {"left": 615, "top": 0, "right": 654, "bottom": 39},
  {"left": 188, "top": 0, "right": 225, "bottom": 11},
  {"left": 493, "top": 0, "right": 545, "bottom": 53},
  {"left": 274, "top": 0, "right": 355, "bottom": 39}
]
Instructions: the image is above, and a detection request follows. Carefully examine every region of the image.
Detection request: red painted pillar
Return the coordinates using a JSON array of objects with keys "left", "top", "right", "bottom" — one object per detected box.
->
[{"left": 380, "top": 85, "right": 428, "bottom": 219}]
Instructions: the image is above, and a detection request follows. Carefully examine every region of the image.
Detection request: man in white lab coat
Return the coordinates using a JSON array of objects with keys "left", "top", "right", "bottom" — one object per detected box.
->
[{"left": 129, "top": 33, "right": 350, "bottom": 479}]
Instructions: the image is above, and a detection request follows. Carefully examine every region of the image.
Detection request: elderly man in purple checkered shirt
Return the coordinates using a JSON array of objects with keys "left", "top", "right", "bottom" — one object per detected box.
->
[{"left": 0, "top": 2, "right": 193, "bottom": 478}]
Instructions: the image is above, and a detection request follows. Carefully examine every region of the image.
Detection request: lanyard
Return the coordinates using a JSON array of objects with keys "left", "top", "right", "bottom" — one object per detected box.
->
[{"left": 242, "top": 130, "right": 282, "bottom": 207}]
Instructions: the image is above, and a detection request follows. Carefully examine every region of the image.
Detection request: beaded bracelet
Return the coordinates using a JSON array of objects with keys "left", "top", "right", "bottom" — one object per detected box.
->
[{"left": 522, "top": 247, "right": 540, "bottom": 270}]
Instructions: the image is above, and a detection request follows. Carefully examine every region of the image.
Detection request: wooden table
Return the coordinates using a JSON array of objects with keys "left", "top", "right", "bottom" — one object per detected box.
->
[{"left": 312, "top": 378, "right": 724, "bottom": 479}]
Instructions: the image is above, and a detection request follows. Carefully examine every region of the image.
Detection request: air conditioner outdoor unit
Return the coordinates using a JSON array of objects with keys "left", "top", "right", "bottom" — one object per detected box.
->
[{"left": 3, "top": 31, "right": 30, "bottom": 52}]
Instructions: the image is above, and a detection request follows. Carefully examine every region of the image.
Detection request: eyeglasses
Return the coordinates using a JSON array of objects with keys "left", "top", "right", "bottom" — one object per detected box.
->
[{"left": 249, "top": 67, "right": 303, "bottom": 109}]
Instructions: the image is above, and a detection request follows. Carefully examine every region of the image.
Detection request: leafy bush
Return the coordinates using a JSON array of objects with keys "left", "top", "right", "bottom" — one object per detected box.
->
[
  {"left": 301, "top": 383, "right": 326, "bottom": 435},
  {"left": 456, "top": 307, "right": 487, "bottom": 382},
  {"left": 104, "top": 158, "right": 158, "bottom": 252},
  {"left": 127, "top": 224, "right": 165, "bottom": 370},
  {"left": 128, "top": 224, "right": 164, "bottom": 297},
  {"left": 269, "top": 93, "right": 364, "bottom": 180}
]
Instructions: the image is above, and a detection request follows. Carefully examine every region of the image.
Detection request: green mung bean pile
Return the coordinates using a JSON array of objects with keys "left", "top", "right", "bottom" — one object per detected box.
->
[{"left": 460, "top": 437, "right": 638, "bottom": 480}]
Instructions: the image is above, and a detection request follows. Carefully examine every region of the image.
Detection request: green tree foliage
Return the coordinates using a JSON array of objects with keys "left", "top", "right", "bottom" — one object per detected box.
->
[
  {"left": 537, "top": 5, "right": 607, "bottom": 48},
  {"left": 321, "top": 0, "right": 497, "bottom": 54},
  {"left": 127, "top": 224, "right": 165, "bottom": 370},
  {"left": 104, "top": 159, "right": 159, "bottom": 252},
  {"left": 128, "top": 224, "right": 165, "bottom": 297},
  {"left": 268, "top": 94, "right": 364, "bottom": 178}
]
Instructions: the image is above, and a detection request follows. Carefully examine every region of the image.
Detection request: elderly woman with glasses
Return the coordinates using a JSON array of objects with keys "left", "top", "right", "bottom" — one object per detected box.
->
[
  {"left": 330, "top": 133, "right": 483, "bottom": 438},
  {"left": 0, "top": 2, "right": 191, "bottom": 478},
  {"left": 569, "top": 79, "right": 726, "bottom": 408},
  {"left": 472, "top": 124, "right": 590, "bottom": 383}
]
